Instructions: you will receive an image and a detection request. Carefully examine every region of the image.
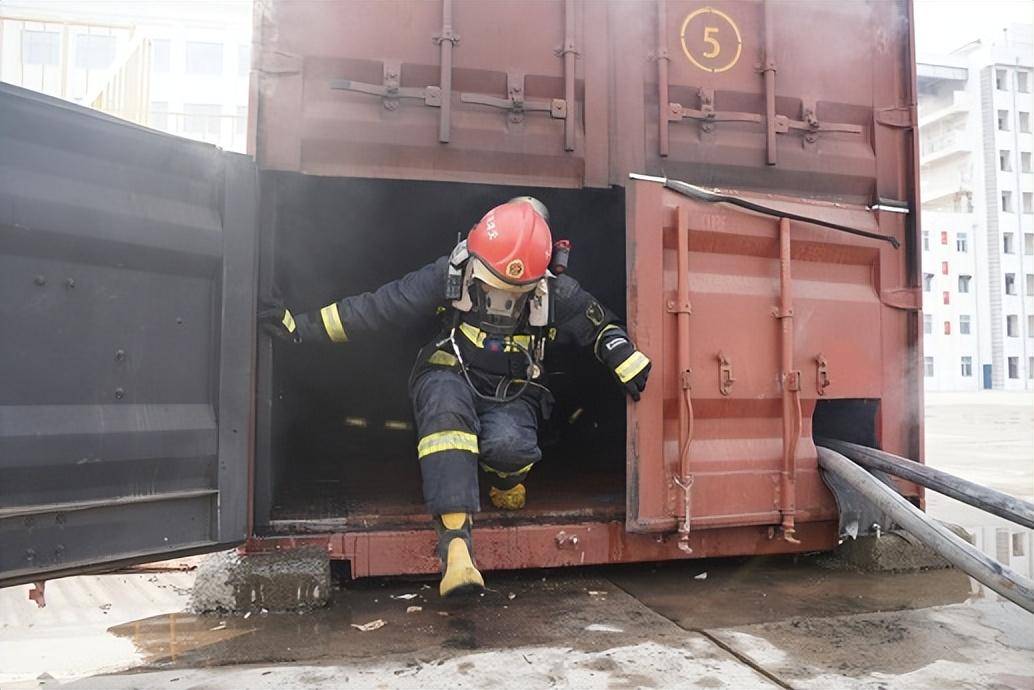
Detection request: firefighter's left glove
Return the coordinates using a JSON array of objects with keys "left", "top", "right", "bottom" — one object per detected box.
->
[{"left": 598, "top": 328, "right": 651, "bottom": 401}]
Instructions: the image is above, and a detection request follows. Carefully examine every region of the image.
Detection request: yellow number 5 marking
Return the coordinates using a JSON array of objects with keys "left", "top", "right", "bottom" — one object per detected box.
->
[
  {"left": 680, "top": 7, "right": 742, "bottom": 73},
  {"left": 702, "top": 26, "right": 720, "bottom": 58}
]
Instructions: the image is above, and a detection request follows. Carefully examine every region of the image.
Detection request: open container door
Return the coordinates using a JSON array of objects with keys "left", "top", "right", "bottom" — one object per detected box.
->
[
  {"left": 0, "top": 85, "right": 258, "bottom": 587},
  {"left": 625, "top": 176, "right": 898, "bottom": 543}
]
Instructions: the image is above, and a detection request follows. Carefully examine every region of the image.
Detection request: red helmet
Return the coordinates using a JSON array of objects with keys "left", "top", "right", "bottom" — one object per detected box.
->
[{"left": 467, "top": 201, "right": 553, "bottom": 288}]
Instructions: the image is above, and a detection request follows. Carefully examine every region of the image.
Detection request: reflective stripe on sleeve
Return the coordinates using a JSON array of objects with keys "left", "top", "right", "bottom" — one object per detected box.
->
[
  {"left": 479, "top": 461, "right": 534, "bottom": 479},
  {"left": 320, "top": 303, "right": 348, "bottom": 342},
  {"left": 417, "top": 430, "right": 479, "bottom": 459},
  {"left": 281, "top": 309, "right": 296, "bottom": 333},
  {"left": 615, "top": 350, "right": 650, "bottom": 383}
]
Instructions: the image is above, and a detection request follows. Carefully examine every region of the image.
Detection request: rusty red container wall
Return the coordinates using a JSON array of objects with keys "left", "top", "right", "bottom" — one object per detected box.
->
[
  {"left": 253, "top": 0, "right": 917, "bottom": 200},
  {"left": 250, "top": 0, "right": 922, "bottom": 571},
  {"left": 625, "top": 181, "right": 919, "bottom": 540}
]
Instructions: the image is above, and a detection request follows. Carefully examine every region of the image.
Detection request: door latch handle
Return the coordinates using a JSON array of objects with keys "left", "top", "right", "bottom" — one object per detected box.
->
[{"left": 717, "top": 352, "right": 735, "bottom": 396}]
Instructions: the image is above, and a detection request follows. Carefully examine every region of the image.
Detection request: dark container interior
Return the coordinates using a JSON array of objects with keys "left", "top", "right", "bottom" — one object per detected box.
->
[{"left": 256, "top": 174, "right": 629, "bottom": 533}]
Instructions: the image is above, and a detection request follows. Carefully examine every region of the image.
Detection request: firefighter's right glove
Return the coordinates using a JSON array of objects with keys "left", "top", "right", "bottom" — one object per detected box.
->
[
  {"left": 258, "top": 299, "right": 300, "bottom": 342},
  {"left": 597, "top": 328, "right": 651, "bottom": 401}
]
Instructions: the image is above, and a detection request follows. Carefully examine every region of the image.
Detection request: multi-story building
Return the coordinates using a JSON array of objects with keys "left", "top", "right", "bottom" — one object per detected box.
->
[
  {"left": 0, "top": 1, "right": 250, "bottom": 152},
  {"left": 918, "top": 24, "right": 1033, "bottom": 391}
]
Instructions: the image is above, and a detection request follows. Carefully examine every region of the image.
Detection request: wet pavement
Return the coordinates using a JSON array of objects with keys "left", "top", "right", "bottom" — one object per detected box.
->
[{"left": 2, "top": 391, "right": 1032, "bottom": 688}]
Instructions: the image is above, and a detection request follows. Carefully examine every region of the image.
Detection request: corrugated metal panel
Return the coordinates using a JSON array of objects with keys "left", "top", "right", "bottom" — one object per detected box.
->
[{"left": 0, "top": 84, "right": 257, "bottom": 586}]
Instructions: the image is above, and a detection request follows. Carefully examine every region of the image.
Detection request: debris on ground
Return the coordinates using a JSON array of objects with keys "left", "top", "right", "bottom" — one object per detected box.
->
[
  {"left": 390, "top": 593, "right": 419, "bottom": 600},
  {"left": 584, "top": 623, "right": 624, "bottom": 633},
  {"left": 406, "top": 606, "right": 422, "bottom": 614},
  {"left": 588, "top": 590, "right": 607, "bottom": 596},
  {"left": 208, "top": 622, "right": 227, "bottom": 631},
  {"left": 351, "top": 619, "right": 387, "bottom": 632},
  {"left": 508, "top": 592, "right": 516, "bottom": 600},
  {"left": 694, "top": 572, "right": 708, "bottom": 580}
]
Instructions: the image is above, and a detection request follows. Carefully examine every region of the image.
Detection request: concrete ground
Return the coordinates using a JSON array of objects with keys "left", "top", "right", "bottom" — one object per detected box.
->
[{"left": 2, "top": 391, "right": 1032, "bottom": 689}]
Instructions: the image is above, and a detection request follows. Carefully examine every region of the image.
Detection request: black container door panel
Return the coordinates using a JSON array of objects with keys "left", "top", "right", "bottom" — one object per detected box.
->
[{"left": 0, "top": 85, "right": 257, "bottom": 587}]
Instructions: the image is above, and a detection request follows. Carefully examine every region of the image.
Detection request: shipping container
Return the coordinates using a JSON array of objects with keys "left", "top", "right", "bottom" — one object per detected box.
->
[{"left": 0, "top": 0, "right": 921, "bottom": 586}]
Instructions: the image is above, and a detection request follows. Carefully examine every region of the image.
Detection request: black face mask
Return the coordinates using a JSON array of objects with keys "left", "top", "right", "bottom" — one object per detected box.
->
[{"left": 469, "top": 281, "right": 532, "bottom": 335}]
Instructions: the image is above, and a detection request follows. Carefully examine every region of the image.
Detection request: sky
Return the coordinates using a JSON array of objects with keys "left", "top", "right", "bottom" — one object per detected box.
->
[{"left": 913, "top": 0, "right": 1033, "bottom": 55}]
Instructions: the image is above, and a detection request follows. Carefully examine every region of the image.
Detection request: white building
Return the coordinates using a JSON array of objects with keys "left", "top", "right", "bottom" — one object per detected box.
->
[
  {"left": 918, "top": 24, "right": 1034, "bottom": 391},
  {"left": 0, "top": 1, "right": 251, "bottom": 152}
]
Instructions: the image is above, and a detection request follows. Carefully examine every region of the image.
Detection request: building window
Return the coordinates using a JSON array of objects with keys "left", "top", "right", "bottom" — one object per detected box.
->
[
  {"left": 1026, "top": 233, "right": 1034, "bottom": 255},
  {"left": 960, "top": 314, "right": 971, "bottom": 334},
  {"left": 185, "top": 41, "right": 223, "bottom": 75},
  {"left": 996, "top": 69, "right": 1009, "bottom": 89},
  {"left": 151, "top": 39, "right": 171, "bottom": 73},
  {"left": 943, "top": 291, "right": 950, "bottom": 305},
  {"left": 149, "top": 101, "right": 169, "bottom": 130},
  {"left": 1000, "top": 150, "right": 1013, "bottom": 172},
  {"left": 75, "top": 34, "right": 117, "bottom": 70},
  {"left": 940, "top": 230, "right": 948, "bottom": 245},
  {"left": 237, "top": 44, "right": 250, "bottom": 77},
  {"left": 1007, "top": 314, "right": 1019, "bottom": 337},
  {"left": 961, "top": 356, "right": 973, "bottom": 377},
  {"left": 1029, "top": 357, "right": 1034, "bottom": 379},
  {"left": 998, "top": 110, "right": 1010, "bottom": 130},
  {"left": 924, "top": 314, "right": 933, "bottom": 334},
  {"left": 1019, "top": 72, "right": 1031, "bottom": 93},
  {"left": 183, "top": 103, "right": 222, "bottom": 137},
  {"left": 944, "top": 320, "right": 951, "bottom": 335},
  {"left": 941, "top": 260, "right": 949, "bottom": 275},
  {"left": 1004, "top": 233, "right": 1015, "bottom": 253},
  {"left": 1023, "top": 152, "right": 1033, "bottom": 174},
  {"left": 922, "top": 231, "right": 930, "bottom": 251},
  {"left": 22, "top": 30, "right": 60, "bottom": 66},
  {"left": 923, "top": 273, "right": 934, "bottom": 292},
  {"left": 1020, "top": 112, "right": 1031, "bottom": 133},
  {"left": 958, "top": 274, "right": 971, "bottom": 293},
  {"left": 1024, "top": 192, "right": 1033, "bottom": 214},
  {"left": 1027, "top": 274, "right": 1034, "bottom": 297},
  {"left": 1005, "top": 273, "right": 1017, "bottom": 295},
  {"left": 1028, "top": 315, "right": 1034, "bottom": 334},
  {"left": 956, "top": 232, "right": 968, "bottom": 252},
  {"left": 1002, "top": 191, "right": 1013, "bottom": 213},
  {"left": 925, "top": 357, "right": 934, "bottom": 377},
  {"left": 1008, "top": 356, "right": 1019, "bottom": 378}
]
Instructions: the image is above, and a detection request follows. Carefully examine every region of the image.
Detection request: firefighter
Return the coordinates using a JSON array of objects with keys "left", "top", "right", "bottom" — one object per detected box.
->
[{"left": 259, "top": 198, "right": 650, "bottom": 597}]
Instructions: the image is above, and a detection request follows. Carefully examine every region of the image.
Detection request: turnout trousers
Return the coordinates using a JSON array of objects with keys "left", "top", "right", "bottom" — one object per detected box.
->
[{"left": 410, "top": 367, "right": 544, "bottom": 515}]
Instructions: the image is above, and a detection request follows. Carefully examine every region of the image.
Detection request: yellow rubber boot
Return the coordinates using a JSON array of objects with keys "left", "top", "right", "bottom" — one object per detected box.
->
[
  {"left": 437, "top": 513, "right": 485, "bottom": 597},
  {"left": 489, "top": 483, "right": 526, "bottom": 510}
]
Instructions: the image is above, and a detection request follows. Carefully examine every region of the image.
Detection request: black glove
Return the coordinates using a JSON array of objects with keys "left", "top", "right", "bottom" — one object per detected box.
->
[
  {"left": 597, "top": 328, "right": 651, "bottom": 401},
  {"left": 258, "top": 298, "right": 299, "bottom": 342}
]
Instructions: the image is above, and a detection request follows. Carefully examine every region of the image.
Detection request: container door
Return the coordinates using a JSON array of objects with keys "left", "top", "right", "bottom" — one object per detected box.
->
[
  {"left": 625, "top": 178, "right": 888, "bottom": 534},
  {"left": 0, "top": 85, "right": 258, "bottom": 587}
]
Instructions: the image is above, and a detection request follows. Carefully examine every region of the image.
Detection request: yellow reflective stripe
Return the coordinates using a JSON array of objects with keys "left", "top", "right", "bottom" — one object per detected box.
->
[
  {"left": 615, "top": 350, "right": 650, "bottom": 383},
  {"left": 458, "top": 322, "right": 531, "bottom": 351},
  {"left": 428, "top": 350, "right": 459, "bottom": 367},
  {"left": 281, "top": 309, "right": 296, "bottom": 333},
  {"left": 417, "top": 430, "right": 479, "bottom": 458},
  {"left": 320, "top": 303, "right": 348, "bottom": 342},
  {"left": 479, "top": 461, "right": 535, "bottom": 479}
]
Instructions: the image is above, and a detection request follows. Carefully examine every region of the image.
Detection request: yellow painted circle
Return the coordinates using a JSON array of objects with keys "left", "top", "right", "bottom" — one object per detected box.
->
[{"left": 679, "top": 6, "right": 743, "bottom": 74}]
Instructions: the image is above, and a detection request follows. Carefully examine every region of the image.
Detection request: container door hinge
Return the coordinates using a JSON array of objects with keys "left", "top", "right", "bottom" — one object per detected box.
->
[
  {"left": 815, "top": 354, "right": 831, "bottom": 396},
  {"left": 668, "top": 88, "right": 762, "bottom": 142},
  {"left": 461, "top": 72, "right": 567, "bottom": 125},
  {"left": 775, "top": 97, "right": 863, "bottom": 150},
  {"left": 880, "top": 287, "right": 922, "bottom": 311},
  {"left": 717, "top": 351, "right": 735, "bottom": 396},
  {"left": 330, "top": 61, "right": 441, "bottom": 111},
  {"left": 875, "top": 105, "right": 917, "bottom": 128}
]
